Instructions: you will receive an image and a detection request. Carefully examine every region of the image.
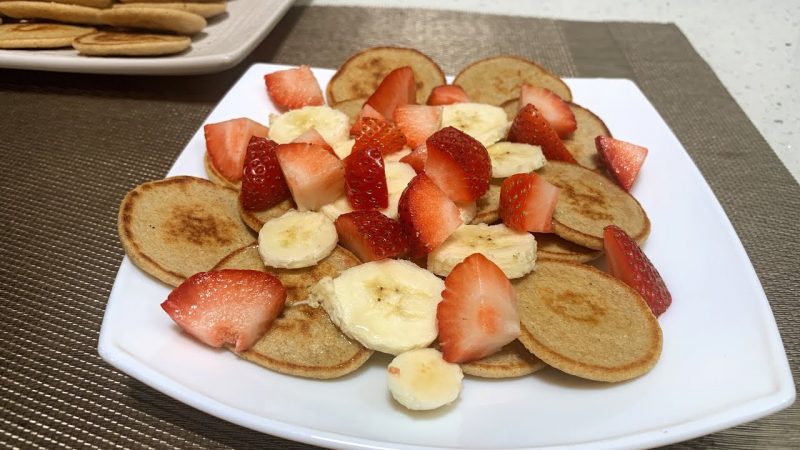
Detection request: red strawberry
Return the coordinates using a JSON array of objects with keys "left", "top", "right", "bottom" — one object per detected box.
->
[
  {"left": 350, "top": 103, "right": 387, "bottom": 136},
  {"left": 264, "top": 65, "right": 324, "bottom": 111},
  {"left": 274, "top": 143, "right": 345, "bottom": 210},
  {"left": 424, "top": 126, "right": 491, "bottom": 203},
  {"left": 596, "top": 136, "right": 648, "bottom": 192},
  {"left": 204, "top": 118, "right": 269, "bottom": 182},
  {"left": 335, "top": 210, "right": 409, "bottom": 262},
  {"left": 365, "top": 66, "right": 416, "bottom": 121},
  {"left": 291, "top": 128, "right": 335, "bottom": 156},
  {"left": 499, "top": 172, "right": 560, "bottom": 232},
  {"left": 603, "top": 225, "right": 671, "bottom": 317},
  {"left": 518, "top": 84, "right": 577, "bottom": 138},
  {"left": 351, "top": 117, "right": 407, "bottom": 156},
  {"left": 437, "top": 253, "right": 520, "bottom": 363},
  {"left": 427, "top": 84, "right": 470, "bottom": 105},
  {"left": 161, "top": 269, "right": 287, "bottom": 352},
  {"left": 400, "top": 143, "right": 427, "bottom": 173},
  {"left": 345, "top": 142, "right": 388, "bottom": 210},
  {"left": 397, "top": 174, "right": 462, "bottom": 258},
  {"left": 394, "top": 104, "right": 442, "bottom": 148},
  {"left": 240, "top": 137, "right": 291, "bottom": 211},
  {"left": 507, "top": 104, "right": 577, "bottom": 163}
]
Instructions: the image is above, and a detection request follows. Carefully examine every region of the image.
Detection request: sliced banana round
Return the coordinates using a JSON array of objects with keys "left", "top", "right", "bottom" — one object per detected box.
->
[
  {"left": 458, "top": 201, "right": 477, "bottom": 224},
  {"left": 387, "top": 348, "right": 463, "bottom": 411},
  {"left": 487, "top": 142, "right": 546, "bottom": 178},
  {"left": 312, "top": 259, "right": 445, "bottom": 355},
  {"left": 319, "top": 161, "right": 416, "bottom": 221},
  {"left": 440, "top": 103, "right": 510, "bottom": 147},
  {"left": 428, "top": 223, "right": 537, "bottom": 278},
  {"left": 269, "top": 105, "right": 350, "bottom": 146},
  {"left": 258, "top": 210, "right": 338, "bottom": 269}
]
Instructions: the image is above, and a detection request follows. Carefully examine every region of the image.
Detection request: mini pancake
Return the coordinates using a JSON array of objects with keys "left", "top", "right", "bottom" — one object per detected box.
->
[
  {"left": 204, "top": 153, "right": 239, "bottom": 189},
  {"left": 538, "top": 161, "right": 649, "bottom": 250},
  {"left": 332, "top": 97, "right": 366, "bottom": 124},
  {"left": 214, "top": 244, "right": 373, "bottom": 379},
  {"left": 0, "top": 23, "right": 94, "bottom": 48},
  {"left": 238, "top": 198, "right": 294, "bottom": 233},
  {"left": 98, "top": 7, "right": 206, "bottom": 35},
  {"left": 0, "top": 0, "right": 113, "bottom": 8},
  {"left": 73, "top": 31, "right": 190, "bottom": 56},
  {"left": 534, "top": 233, "right": 601, "bottom": 263},
  {"left": 326, "top": 47, "right": 446, "bottom": 106},
  {"left": 514, "top": 260, "right": 662, "bottom": 382},
  {"left": 562, "top": 103, "right": 612, "bottom": 171},
  {"left": 472, "top": 183, "right": 501, "bottom": 225},
  {"left": 453, "top": 55, "right": 572, "bottom": 106},
  {"left": 112, "top": 2, "right": 226, "bottom": 19},
  {"left": 118, "top": 176, "right": 256, "bottom": 287},
  {"left": 0, "top": 1, "right": 104, "bottom": 25},
  {"left": 461, "top": 340, "right": 546, "bottom": 378}
]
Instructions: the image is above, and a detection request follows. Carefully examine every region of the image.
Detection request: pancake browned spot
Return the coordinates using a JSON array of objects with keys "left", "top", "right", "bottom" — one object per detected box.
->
[
  {"left": 461, "top": 340, "right": 546, "bottom": 378},
  {"left": 73, "top": 31, "right": 190, "bottom": 56},
  {"left": 538, "top": 161, "right": 649, "bottom": 250},
  {"left": 118, "top": 176, "right": 255, "bottom": 286},
  {"left": 0, "top": 23, "right": 94, "bottom": 48},
  {"left": 514, "top": 260, "right": 662, "bottom": 382},
  {"left": 0, "top": 1, "right": 104, "bottom": 25},
  {"left": 238, "top": 197, "right": 294, "bottom": 233},
  {"left": 534, "top": 233, "right": 601, "bottom": 263},
  {"left": 214, "top": 245, "right": 373, "bottom": 379}
]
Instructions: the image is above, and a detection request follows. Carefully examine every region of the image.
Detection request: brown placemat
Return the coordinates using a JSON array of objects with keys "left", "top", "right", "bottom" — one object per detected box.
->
[{"left": 0, "top": 5, "right": 797, "bottom": 449}]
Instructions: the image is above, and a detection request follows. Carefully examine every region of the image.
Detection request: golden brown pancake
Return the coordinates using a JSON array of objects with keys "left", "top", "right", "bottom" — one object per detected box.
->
[
  {"left": 0, "top": 1, "right": 104, "bottom": 25},
  {"left": 472, "top": 183, "right": 501, "bottom": 225},
  {"left": 326, "top": 47, "right": 446, "bottom": 105},
  {"left": 514, "top": 260, "right": 662, "bottom": 382},
  {"left": 73, "top": 31, "right": 190, "bottom": 56},
  {"left": 461, "top": 340, "right": 546, "bottom": 378},
  {"left": 562, "top": 103, "right": 612, "bottom": 171},
  {"left": 238, "top": 197, "right": 294, "bottom": 233},
  {"left": 118, "top": 176, "right": 256, "bottom": 287},
  {"left": 97, "top": 7, "right": 206, "bottom": 35},
  {"left": 538, "top": 161, "right": 649, "bottom": 250},
  {"left": 204, "top": 152, "right": 239, "bottom": 189},
  {"left": 112, "top": 2, "right": 226, "bottom": 19},
  {"left": 214, "top": 244, "right": 373, "bottom": 379},
  {"left": 331, "top": 97, "right": 366, "bottom": 124},
  {"left": 453, "top": 55, "right": 572, "bottom": 106},
  {"left": 0, "top": 23, "right": 94, "bottom": 48},
  {"left": 534, "top": 233, "right": 601, "bottom": 263}
]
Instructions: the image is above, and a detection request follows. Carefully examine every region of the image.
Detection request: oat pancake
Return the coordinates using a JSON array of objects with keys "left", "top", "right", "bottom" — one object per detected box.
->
[
  {"left": 73, "top": 31, "right": 190, "bottom": 56},
  {"left": 118, "top": 176, "right": 255, "bottom": 287},
  {"left": 331, "top": 97, "right": 366, "bottom": 124},
  {"left": 472, "top": 183, "right": 501, "bottom": 225},
  {"left": 0, "top": 0, "right": 112, "bottom": 8},
  {"left": 0, "top": 1, "right": 103, "bottom": 25},
  {"left": 98, "top": 7, "right": 206, "bottom": 35},
  {"left": 112, "top": 2, "right": 226, "bottom": 18},
  {"left": 238, "top": 198, "right": 294, "bottom": 233},
  {"left": 461, "top": 340, "right": 546, "bottom": 378},
  {"left": 454, "top": 56, "right": 572, "bottom": 106},
  {"left": 539, "top": 161, "right": 649, "bottom": 250},
  {"left": 326, "top": 47, "right": 446, "bottom": 105},
  {"left": 0, "top": 23, "right": 94, "bottom": 48},
  {"left": 534, "top": 233, "right": 601, "bottom": 263},
  {"left": 214, "top": 244, "right": 373, "bottom": 379},
  {"left": 514, "top": 260, "right": 662, "bottom": 382}
]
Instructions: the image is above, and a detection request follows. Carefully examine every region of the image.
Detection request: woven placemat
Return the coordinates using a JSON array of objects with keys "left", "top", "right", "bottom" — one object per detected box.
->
[{"left": 0, "top": 5, "right": 797, "bottom": 449}]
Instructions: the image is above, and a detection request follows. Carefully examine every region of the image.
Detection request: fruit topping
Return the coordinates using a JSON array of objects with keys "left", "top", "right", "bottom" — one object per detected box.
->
[
  {"left": 398, "top": 173, "right": 463, "bottom": 258},
  {"left": 264, "top": 65, "right": 325, "bottom": 111},
  {"left": 365, "top": 66, "right": 416, "bottom": 121},
  {"left": 499, "top": 172, "right": 560, "bottom": 232},
  {"left": 394, "top": 104, "right": 442, "bottom": 148},
  {"left": 204, "top": 117, "right": 269, "bottom": 182},
  {"left": 507, "top": 104, "right": 577, "bottom": 163},
  {"left": 518, "top": 84, "right": 577, "bottom": 138},
  {"left": 240, "top": 137, "right": 291, "bottom": 211},
  {"left": 596, "top": 136, "right": 648, "bottom": 192},
  {"left": 427, "top": 84, "right": 470, "bottom": 106},
  {"left": 425, "top": 126, "right": 491, "bottom": 203},
  {"left": 274, "top": 143, "right": 345, "bottom": 211},
  {"left": 351, "top": 116, "right": 407, "bottom": 156},
  {"left": 335, "top": 210, "right": 409, "bottom": 262},
  {"left": 345, "top": 141, "right": 389, "bottom": 210}
]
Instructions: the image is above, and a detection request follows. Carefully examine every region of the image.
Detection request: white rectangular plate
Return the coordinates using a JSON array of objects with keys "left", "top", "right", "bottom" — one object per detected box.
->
[
  {"left": 99, "top": 63, "right": 795, "bottom": 449},
  {"left": 0, "top": 1, "right": 292, "bottom": 75}
]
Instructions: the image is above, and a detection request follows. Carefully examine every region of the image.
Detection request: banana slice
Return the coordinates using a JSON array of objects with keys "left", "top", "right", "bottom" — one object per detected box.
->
[
  {"left": 387, "top": 348, "right": 463, "bottom": 411},
  {"left": 458, "top": 201, "right": 477, "bottom": 224},
  {"left": 440, "top": 103, "right": 510, "bottom": 147},
  {"left": 428, "top": 223, "right": 537, "bottom": 278},
  {"left": 258, "top": 210, "right": 338, "bottom": 269},
  {"left": 332, "top": 138, "right": 354, "bottom": 159},
  {"left": 319, "top": 161, "right": 417, "bottom": 221},
  {"left": 487, "top": 142, "right": 546, "bottom": 178},
  {"left": 269, "top": 106, "right": 350, "bottom": 146},
  {"left": 312, "top": 259, "right": 445, "bottom": 355}
]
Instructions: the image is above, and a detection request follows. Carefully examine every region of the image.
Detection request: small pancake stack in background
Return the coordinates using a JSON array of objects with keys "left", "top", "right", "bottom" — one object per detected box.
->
[{"left": 0, "top": 0, "right": 227, "bottom": 56}]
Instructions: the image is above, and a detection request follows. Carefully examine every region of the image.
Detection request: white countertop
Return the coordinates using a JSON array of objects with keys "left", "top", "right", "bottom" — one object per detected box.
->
[{"left": 308, "top": 0, "right": 800, "bottom": 183}]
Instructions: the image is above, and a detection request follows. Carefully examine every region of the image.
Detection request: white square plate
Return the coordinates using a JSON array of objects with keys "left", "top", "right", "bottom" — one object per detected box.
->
[
  {"left": 99, "top": 63, "right": 795, "bottom": 449},
  {"left": 0, "top": 1, "right": 292, "bottom": 75}
]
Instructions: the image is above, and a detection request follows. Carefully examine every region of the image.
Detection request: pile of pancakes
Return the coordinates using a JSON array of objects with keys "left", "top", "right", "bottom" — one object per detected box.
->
[
  {"left": 0, "top": 0, "right": 227, "bottom": 56},
  {"left": 118, "top": 48, "right": 662, "bottom": 383}
]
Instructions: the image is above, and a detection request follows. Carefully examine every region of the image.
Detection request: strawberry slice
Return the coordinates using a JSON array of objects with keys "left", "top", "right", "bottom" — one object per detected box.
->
[
  {"left": 365, "top": 66, "right": 416, "bottom": 121},
  {"left": 204, "top": 118, "right": 269, "bottom": 182},
  {"left": 335, "top": 210, "right": 409, "bottom": 262},
  {"left": 603, "top": 225, "right": 671, "bottom": 317},
  {"left": 596, "top": 136, "right": 648, "bottom": 192},
  {"left": 351, "top": 117, "right": 407, "bottom": 156},
  {"left": 400, "top": 143, "right": 427, "bottom": 173},
  {"left": 499, "top": 172, "right": 560, "bottom": 232},
  {"left": 274, "top": 143, "right": 345, "bottom": 211},
  {"left": 507, "top": 104, "right": 577, "bottom": 163},
  {"left": 437, "top": 253, "right": 520, "bottom": 363},
  {"left": 161, "top": 269, "right": 287, "bottom": 352},
  {"left": 291, "top": 128, "right": 335, "bottom": 156},
  {"left": 518, "top": 84, "right": 577, "bottom": 138},
  {"left": 427, "top": 84, "right": 470, "bottom": 106},
  {"left": 397, "top": 174, "right": 462, "bottom": 258},
  {"left": 345, "top": 141, "right": 388, "bottom": 210},
  {"left": 264, "top": 65, "right": 324, "bottom": 111},
  {"left": 424, "top": 126, "right": 491, "bottom": 203},
  {"left": 350, "top": 103, "right": 387, "bottom": 136},
  {"left": 394, "top": 104, "right": 442, "bottom": 148},
  {"left": 240, "top": 137, "right": 291, "bottom": 211}
]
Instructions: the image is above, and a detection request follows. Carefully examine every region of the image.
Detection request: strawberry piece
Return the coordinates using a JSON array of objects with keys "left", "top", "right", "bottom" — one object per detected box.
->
[
  {"left": 274, "top": 143, "right": 345, "bottom": 211},
  {"left": 264, "top": 65, "right": 324, "bottom": 111},
  {"left": 350, "top": 103, "right": 387, "bottom": 136},
  {"left": 291, "top": 128, "right": 335, "bottom": 154},
  {"left": 424, "top": 126, "right": 491, "bottom": 203},
  {"left": 437, "top": 253, "right": 520, "bottom": 363},
  {"left": 518, "top": 84, "right": 577, "bottom": 138},
  {"left": 345, "top": 142, "right": 388, "bottom": 210},
  {"left": 240, "top": 137, "right": 291, "bottom": 211},
  {"left": 596, "top": 136, "right": 648, "bottom": 192},
  {"left": 365, "top": 66, "right": 416, "bottom": 121},
  {"left": 603, "top": 225, "right": 671, "bottom": 317},
  {"left": 397, "top": 174, "right": 462, "bottom": 258},
  {"left": 394, "top": 104, "right": 442, "bottom": 148},
  {"left": 335, "top": 210, "right": 409, "bottom": 262},
  {"left": 427, "top": 84, "right": 470, "bottom": 106},
  {"left": 204, "top": 118, "right": 269, "bottom": 182},
  {"left": 507, "top": 104, "right": 577, "bottom": 163},
  {"left": 499, "top": 172, "right": 560, "bottom": 232},
  {"left": 351, "top": 117, "right": 407, "bottom": 156},
  {"left": 400, "top": 143, "right": 427, "bottom": 173},
  {"left": 161, "top": 269, "right": 287, "bottom": 352}
]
